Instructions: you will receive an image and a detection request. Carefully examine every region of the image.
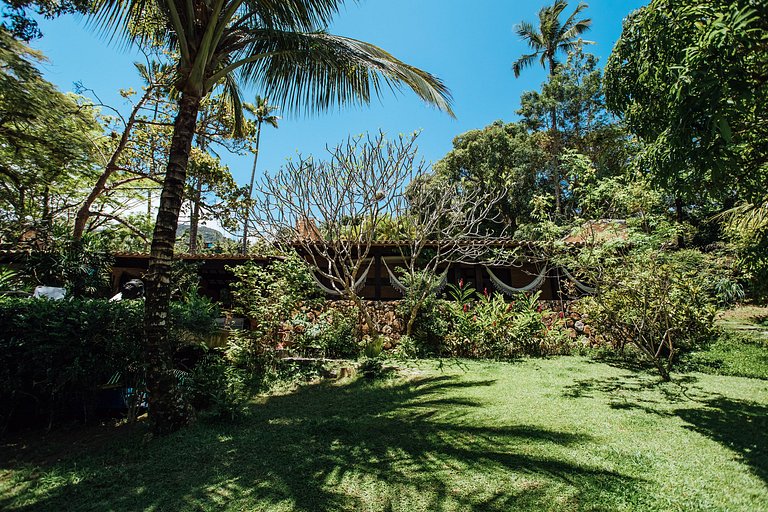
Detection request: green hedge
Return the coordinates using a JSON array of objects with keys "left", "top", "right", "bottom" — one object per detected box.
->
[{"left": 0, "top": 296, "right": 218, "bottom": 431}]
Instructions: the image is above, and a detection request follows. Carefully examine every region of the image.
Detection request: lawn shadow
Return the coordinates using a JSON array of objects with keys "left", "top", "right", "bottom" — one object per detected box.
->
[
  {"left": 675, "top": 397, "right": 768, "bottom": 486},
  {"left": 2, "top": 374, "right": 637, "bottom": 512},
  {"left": 563, "top": 368, "right": 767, "bottom": 486}
]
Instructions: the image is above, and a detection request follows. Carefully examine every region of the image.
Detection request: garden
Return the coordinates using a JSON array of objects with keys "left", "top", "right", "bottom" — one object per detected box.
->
[{"left": 1, "top": 0, "right": 767, "bottom": 510}]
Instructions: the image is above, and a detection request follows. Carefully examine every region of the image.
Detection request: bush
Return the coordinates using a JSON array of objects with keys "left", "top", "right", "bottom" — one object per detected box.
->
[
  {"left": 0, "top": 296, "right": 221, "bottom": 431},
  {"left": 293, "top": 309, "right": 359, "bottom": 359},
  {"left": 400, "top": 298, "right": 451, "bottom": 355},
  {"left": 185, "top": 353, "right": 250, "bottom": 422},
  {"left": 585, "top": 250, "right": 717, "bottom": 380},
  {"left": 228, "top": 254, "right": 324, "bottom": 347},
  {"left": 0, "top": 297, "right": 144, "bottom": 430},
  {"left": 441, "top": 283, "right": 556, "bottom": 359},
  {"left": 20, "top": 235, "right": 114, "bottom": 298},
  {"left": 224, "top": 329, "right": 280, "bottom": 385}
]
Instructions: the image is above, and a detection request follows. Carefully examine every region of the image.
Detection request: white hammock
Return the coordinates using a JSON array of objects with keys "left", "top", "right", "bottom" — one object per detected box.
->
[
  {"left": 311, "top": 258, "right": 374, "bottom": 296},
  {"left": 382, "top": 258, "right": 448, "bottom": 296},
  {"left": 484, "top": 265, "right": 548, "bottom": 296},
  {"left": 561, "top": 267, "right": 596, "bottom": 294}
]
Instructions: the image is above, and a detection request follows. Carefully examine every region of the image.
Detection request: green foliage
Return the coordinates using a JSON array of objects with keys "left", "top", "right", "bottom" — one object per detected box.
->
[
  {"left": 584, "top": 250, "right": 718, "bottom": 380},
  {"left": 0, "top": 30, "right": 101, "bottom": 238},
  {"left": 358, "top": 357, "right": 389, "bottom": 380},
  {"left": 223, "top": 329, "right": 279, "bottom": 384},
  {"left": 293, "top": 309, "right": 359, "bottom": 359},
  {"left": 229, "top": 255, "right": 322, "bottom": 321},
  {"left": 168, "top": 260, "right": 203, "bottom": 301},
  {"left": 0, "top": 294, "right": 221, "bottom": 430},
  {"left": 432, "top": 121, "right": 542, "bottom": 233},
  {"left": 0, "top": 297, "right": 144, "bottom": 429},
  {"left": 605, "top": 0, "right": 768, "bottom": 207},
  {"left": 21, "top": 236, "right": 114, "bottom": 297},
  {"left": 169, "top": 294, "right": 219, "bottom": 341},
  {"left": 444, "top": 290, "right": 556, "bottom": 359},
  {"left": 0, "top": 266, "right": 19, "bottom": 291},
  {"left": 185, "top": 353, "right": 250, "bottom": 422}
]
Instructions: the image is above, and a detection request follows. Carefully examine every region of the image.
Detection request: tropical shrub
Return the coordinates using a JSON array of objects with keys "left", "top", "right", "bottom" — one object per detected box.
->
[
  {"left": 292, "top": 308, "right": 359, "bottom": 359},
  {"left": 185, "top": 353, "right": 250, "bottom": 422},
  {"left": 21, "top": 235, "right": 113, "bottom": 297},
  {"left": 228, "top": 254, "right": 324, "bottom": 345},
  {"left": 0, "top": 297, "right": 144, "bottom": 430},
  {"left": 439, "top": 281, "right": 561, "bottom": 359},
  {"left": 0, "top": 296, "right": 221, "bottom": 431},
  {"left": 584, "top": 250, "right": 717, "bottom": 380}
]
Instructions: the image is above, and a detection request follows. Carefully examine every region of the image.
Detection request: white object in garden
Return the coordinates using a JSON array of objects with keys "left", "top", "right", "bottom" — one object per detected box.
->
[{"left": 33, "top": 286, "right": 66, "bottom": 300}]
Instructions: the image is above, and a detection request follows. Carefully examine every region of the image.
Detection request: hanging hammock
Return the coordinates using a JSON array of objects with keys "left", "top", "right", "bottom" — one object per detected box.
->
[
  {"left": 561, "top": 267, "right": 596, "bottom": 294},
  {"left": 382, "top": 258, "right": 448, "bottom": 296},
  {"left": 310, "top": 258, "right": 374, "bottom": 296},
  {"left": 484, "top": 265, "right": 548, "bottom": 296}
]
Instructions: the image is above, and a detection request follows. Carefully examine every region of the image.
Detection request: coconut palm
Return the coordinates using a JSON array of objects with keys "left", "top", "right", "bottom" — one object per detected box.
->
[
  {"left": 512, "top": 0, "right": 591, "bottom": 212},
  {"left": 241, "top": 95, "right": 279, "bottom": 253},
  {"left": 90, "top": 0, "right": 453, "bottom": 434}
]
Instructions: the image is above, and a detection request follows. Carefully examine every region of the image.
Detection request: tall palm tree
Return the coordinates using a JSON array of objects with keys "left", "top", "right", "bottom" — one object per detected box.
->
[
  {"left": 241, "top": 95, "right": 278, "bottom": 253},
  {"left": 512, "top": 0, "right": 591, "bottom": 213},
  {"left": 91, "top": 0, "right": 453, "bottom": 434}
]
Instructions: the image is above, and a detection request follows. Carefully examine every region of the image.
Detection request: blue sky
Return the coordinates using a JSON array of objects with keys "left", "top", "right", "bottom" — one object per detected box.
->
[{"left": 32, "top": 0, "right": 647, "bottom": 188}]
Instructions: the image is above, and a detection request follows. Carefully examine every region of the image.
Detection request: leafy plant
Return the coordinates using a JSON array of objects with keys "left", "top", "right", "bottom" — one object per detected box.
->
[{"left": 585, "top": 250, "right": 717, "bottom": 380}]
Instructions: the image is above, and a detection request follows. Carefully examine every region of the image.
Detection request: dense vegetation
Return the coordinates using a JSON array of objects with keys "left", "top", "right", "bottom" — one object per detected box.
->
[{"left": 0, "top": 0, "right": 766, "bottom": 509}]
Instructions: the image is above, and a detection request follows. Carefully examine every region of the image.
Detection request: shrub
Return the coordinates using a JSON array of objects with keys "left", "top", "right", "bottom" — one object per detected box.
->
[
  {"left": 400, "top": 298, "right": 450, "bottom": 355},
  {"left": 185, "top": 353, "right": 250, "bottom": 422},
  {"left": 20, "top": 236, "right": 113, "bottom": 298},
  {"left": 224, "top": 329, "right": 280, "bottom": 387},
  {"left": 0, "top": 297, "right": 144, "bottom": 430},
  {"left": 293, "top": 309, "right": 359, "bottom": 359},
  {"left": 228, "top": 254, "right": 324, "bottom": 347},
  {"left": 0, "top": 296, "right": 221, "bottom": 431},
  {"left": 442, "top": 283, "right": 554, "bottom": 359},
  {"left": 585, "top": 250, "right": 717, "bottom": 380}
]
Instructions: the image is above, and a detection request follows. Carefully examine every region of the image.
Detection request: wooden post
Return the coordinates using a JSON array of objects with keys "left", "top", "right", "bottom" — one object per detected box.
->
[{"left": 374, "top": 250, "right": 382, "bottom": 300}]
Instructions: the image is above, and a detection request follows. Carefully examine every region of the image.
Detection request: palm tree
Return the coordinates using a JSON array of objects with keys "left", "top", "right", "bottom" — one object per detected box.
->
[
  {"left": 512, "top": 0, "right": 591, "bottom": 212},
  {"left": 241, "top": 95, "right": 278, "bottom": 253},
  {"left": 91, "top": 0, "right": 453, "bottom": 434}
]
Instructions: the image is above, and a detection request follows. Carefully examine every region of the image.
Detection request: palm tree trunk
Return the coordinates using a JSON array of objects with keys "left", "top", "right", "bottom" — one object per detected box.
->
[
  {"left": 241, "top": 121, "right": 262, "bottom": 254},
  {"left": 548, "top": 55, "right": 561, "bottom": 215},
  {"left": 144, "top": 91, "right": 202, "bottom": 436}
]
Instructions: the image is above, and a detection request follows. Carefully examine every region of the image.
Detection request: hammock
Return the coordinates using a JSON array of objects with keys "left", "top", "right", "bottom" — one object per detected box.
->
[
  {"left": 561, "top": 267, "right": 596, "bottom": 294},
  {"left": 484, "top": 265, "right": 548, "bottom": 296},
  {"left": 311, "top": 258, "right": 374, "bottom": 296},
  {"left": 382, "top": 258, "right": 448, "bottom": 296}
]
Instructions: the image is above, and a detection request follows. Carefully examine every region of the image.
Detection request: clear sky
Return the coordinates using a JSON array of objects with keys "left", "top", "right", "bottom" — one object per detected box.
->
[{"left": 31, "top": 0, "right": 647, "bottom": 189}]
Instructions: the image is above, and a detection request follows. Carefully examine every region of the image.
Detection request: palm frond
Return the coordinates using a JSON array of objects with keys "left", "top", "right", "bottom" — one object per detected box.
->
[
  {"left": 231, "top": 30, "right": 454, "bottom": 117},
  {"left": 512, "top": 52, "right": 539, "bottom": 77}
]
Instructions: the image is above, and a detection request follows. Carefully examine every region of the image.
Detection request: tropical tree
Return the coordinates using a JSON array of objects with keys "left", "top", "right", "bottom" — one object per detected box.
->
[
  {"left": 90, "top": 0, "right": 453, "bottom": 435},
  {"left": 512, "top": 0, "right": 592, "bottom": 212},
  {"left": 241, "top": 95, "right": 279, "bottom": 253}
]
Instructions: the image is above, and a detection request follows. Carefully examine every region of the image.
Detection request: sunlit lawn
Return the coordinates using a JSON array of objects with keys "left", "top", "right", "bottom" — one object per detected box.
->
[{"left": 2, "top": 357, "right": 767, "bottom": 511}]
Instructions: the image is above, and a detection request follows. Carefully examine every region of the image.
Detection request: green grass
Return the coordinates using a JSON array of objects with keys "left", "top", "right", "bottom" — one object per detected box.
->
[
  {"left": 2, "top": 358, "right": 767, "bottom": 511},
  {"left": 682, "top": 305, "right": 768, "bottom": 380}
]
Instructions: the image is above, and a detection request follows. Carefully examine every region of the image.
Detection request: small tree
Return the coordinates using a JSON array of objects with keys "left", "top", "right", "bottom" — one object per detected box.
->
[
  {"left": 585, "top": 250, "right": 716, "bottom": 381},
  {"left": 253, "top": 132, "right": 415, "bottom": 336}
]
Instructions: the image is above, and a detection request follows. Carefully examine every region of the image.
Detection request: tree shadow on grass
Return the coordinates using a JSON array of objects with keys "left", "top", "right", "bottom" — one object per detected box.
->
[
  {"left": 2, "top": 375, "right": 638, "bottom": 512},
  {"left": 563, "top": 371, "right": 767, "bottom": 486},
  {"left": 675, "top": 397, "right": 768, "bottom": 486}
]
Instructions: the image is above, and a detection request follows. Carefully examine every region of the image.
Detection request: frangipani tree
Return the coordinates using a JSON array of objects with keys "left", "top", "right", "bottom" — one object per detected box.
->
[
  {"left": 254, "top": 132, "right": 415, "bottom": 336},
  {"left": 89, "top": 0, "right": 453, "bottom": 434}
]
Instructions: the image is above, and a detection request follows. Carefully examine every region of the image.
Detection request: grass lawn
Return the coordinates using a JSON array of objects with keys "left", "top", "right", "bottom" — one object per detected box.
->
[{"left": 1, "top": 357, "right": 767, "bottom": 511}]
